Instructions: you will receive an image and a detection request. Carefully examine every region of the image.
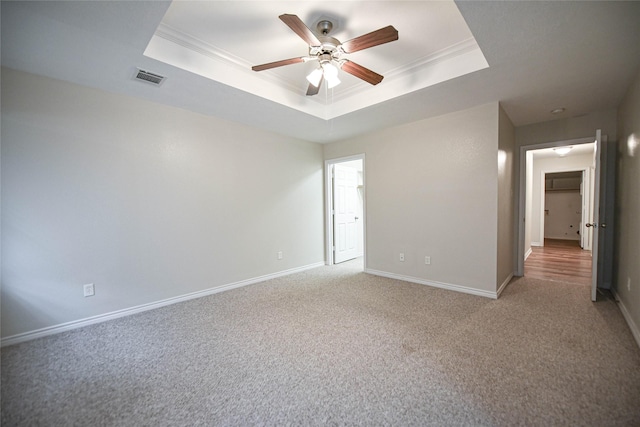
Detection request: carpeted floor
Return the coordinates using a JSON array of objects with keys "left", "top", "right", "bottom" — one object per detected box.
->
[{"left": 2, "top": 258, "right": 640, "bottom": 426}]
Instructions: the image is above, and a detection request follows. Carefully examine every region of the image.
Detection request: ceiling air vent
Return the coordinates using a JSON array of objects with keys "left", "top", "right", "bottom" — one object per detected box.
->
[{"left": 134, "top": 69, "right": 165, "bottom": 86}]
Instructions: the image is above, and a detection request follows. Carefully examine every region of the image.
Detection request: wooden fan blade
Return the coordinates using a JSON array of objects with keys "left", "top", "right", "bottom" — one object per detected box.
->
[
  {"left": 306, "top": 76, "right": 324, "bottom": 96},
  {"left": 341, "top": 61, "right": 384, "bottom": 85},
  {"left": 279, "top": 14, "right": 321, "bottom": 46},
  {"left": 341, "top": 25, "right": 398, "bottom": 53},
  {"left": 252, "top": 57, "right": 305, "bottom": 72}
]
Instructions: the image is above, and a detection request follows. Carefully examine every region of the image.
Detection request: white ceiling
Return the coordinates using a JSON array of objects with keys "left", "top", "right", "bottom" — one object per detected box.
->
[{"left": 2, "top": 1, "right": 640, "bottom": 144}]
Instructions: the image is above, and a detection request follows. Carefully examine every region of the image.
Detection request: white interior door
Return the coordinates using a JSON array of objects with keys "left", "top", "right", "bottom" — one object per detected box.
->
[
  {"left": 580, "top": 171, "right": 587, "bottom": 249},
  {"left": 333, "top": 164, "right": 359, "bottom": 263},
  {"left": 590, "top": 130, "right": 616, "bottom": 301},
  {"left": 580, "top": 168, "right": 592, "bottom": 250},
  {"left": 590, "top": 130, "right": 602, "bottom": 301}
]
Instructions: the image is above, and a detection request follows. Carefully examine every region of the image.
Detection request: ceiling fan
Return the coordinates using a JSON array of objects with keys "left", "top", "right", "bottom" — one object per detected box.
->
[{"left": 252, "top": 14, "right": 398, "bottom": 96}]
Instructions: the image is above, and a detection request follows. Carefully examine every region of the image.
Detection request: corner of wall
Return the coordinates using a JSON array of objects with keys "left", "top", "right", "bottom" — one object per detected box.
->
[
  {"left": 323, "top": 102, "right": 503, "bottom": 295},
  {"left": 497, "top": 105, "right": 516, "bottom": 290}
]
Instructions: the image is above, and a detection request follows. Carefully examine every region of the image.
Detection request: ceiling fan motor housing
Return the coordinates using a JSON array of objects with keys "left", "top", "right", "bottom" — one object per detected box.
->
[
  {"left": 310, "top": 36, "right": 343, "bottom": 62},
  {"left": 317, "top": 20, "right": 333, "bottom": 35}
]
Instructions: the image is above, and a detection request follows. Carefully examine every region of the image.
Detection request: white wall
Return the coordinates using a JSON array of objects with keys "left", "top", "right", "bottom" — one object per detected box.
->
[
  {"left": 615, "top": 69, "right": 640, "bottom": 346},
  {"left": 497, "top": 105, "right": 515, "bottom": 290},
  {"left": 324, "top": 103, "right": 501, "bottom": 296},
  {"left": 524, "top": 151, "right": 534, "bottom": 257},
  {"left": 544, "top": 191, "right": 582, "bottom": 240},
  {"left": 530, "top": 153, "right": 593, "bottom": 246},
  {"left": 1, "top": 68, "right": 325, "bottom": 339}
]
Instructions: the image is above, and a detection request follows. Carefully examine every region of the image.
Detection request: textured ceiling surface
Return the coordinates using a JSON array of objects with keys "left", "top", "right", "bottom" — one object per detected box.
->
[{"left": 2, "top": 1, "right": 640, "bottom": 143}]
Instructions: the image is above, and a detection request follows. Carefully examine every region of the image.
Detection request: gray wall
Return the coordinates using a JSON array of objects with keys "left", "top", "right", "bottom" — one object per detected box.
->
[
  {"left": 324, "top": 103, "right": 502, "bottom": 296},
  {"left": 1, "top": 69, "right": 325, "bottom": 339},
  {"left": 615, "top": 69, "right": 640, "bottom": 345},
  {"left": 516, "top": 109, "right": 617, "bottom": 147}
]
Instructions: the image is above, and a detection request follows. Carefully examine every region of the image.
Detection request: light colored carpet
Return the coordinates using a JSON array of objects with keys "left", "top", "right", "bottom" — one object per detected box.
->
[{"left": 2, "top": 258, "right": 640, "bottom": 426}]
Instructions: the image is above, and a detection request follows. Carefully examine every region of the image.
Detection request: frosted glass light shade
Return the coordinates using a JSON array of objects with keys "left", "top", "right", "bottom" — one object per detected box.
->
[
  {"left": 306, "top": 68, "right": 323, "bottom": 87},
  {"left": 322, "top": 62, "right": 340, "bottom": 88},
  {"left": 322, "top": 62, "right": 338, "bottom": 79}
]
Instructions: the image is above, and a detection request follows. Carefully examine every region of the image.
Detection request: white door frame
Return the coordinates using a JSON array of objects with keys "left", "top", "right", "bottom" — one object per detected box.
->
[
  {"left": 516, "top": 137, "right": 594, "bottom": 276},
  {"left": 581, "top": 167, "right": 593, "bottom": 251},
  {"left": 325, "top": 154, "right": 366, "bottom": 266}
]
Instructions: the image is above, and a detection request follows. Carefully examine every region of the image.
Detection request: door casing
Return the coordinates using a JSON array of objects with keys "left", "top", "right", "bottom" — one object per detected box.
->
[
  {"left": 325, "top": 154, "right": 366, "bottom": 266},
  {"left": 516, "top": 137, "right": 595, "bottom": 276}
]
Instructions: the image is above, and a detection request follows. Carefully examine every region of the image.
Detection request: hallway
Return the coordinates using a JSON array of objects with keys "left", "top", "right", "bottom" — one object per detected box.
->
[{"left": 524, "top": 239, "right": 592, "bottom": 286}]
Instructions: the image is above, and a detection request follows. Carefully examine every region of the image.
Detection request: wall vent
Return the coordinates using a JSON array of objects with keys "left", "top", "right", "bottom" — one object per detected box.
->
[{"left": 134, "top": 69, "right": 166, "bottom": 86}]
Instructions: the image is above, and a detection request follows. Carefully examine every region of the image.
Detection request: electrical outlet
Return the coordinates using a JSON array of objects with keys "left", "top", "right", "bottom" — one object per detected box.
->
[
  {"left": 399, "top": 253, "right": 405, "bottom": 262},
  {"left": 277, "top": 251, "right": 283, "bottom": 260},
  {"left": 425, "top": 256, "right": 431, "bottom": 265},
  {"left": 83, "top": 283, "right": 95, "bottom": 297}
]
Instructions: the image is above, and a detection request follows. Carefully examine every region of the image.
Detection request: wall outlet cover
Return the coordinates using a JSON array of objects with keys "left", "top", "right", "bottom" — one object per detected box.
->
[{"left": 83, "top": 283, "right": 95, "bottom": 297}]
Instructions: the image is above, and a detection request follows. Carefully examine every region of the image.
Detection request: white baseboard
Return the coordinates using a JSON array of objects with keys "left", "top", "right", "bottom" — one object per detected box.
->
[
  {"left": 524, "top": 247, "right": 533, "bottom": 261},
  {"left": 364, "top": 269, "right": 498, "bottom": 299},
  {"left": 1, "top": 262, "right": 325, "bottom": 347},
  {"left": 531, "top": 242, "right": 543, "bottom": 247},
  {"left": 612, "top": 289, "right": 640, "bottom": 350},
  {"left": 497, "top": 273, "right": 514, "bottom": 298}
]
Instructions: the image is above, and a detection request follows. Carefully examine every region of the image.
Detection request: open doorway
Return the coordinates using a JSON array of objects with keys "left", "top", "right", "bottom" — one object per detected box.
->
[
  {"left": 520, "top": 140, "right": 595, "bottom": 285},
  {"left": 325, "top": 155, "right": 365, "bottom": 268},
  {"left": 543, "top": 171, "right": 586, "bottom": 246}
]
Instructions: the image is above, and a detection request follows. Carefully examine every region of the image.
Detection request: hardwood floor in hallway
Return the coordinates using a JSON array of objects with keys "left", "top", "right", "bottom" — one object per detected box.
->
[{"left": 524, "top": 239, "right": 592, "bottom": 286}]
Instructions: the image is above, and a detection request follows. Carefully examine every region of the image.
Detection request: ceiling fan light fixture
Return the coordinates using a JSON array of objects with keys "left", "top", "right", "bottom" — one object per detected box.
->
[
  {"left": 253, "top": 14, "right": 398, "bottom": 95},
  {"left": 306, "top": 68, "right": 323, "bottom": 87},
  {"left": 322, "top": 62, "right": 338, "bottom": 78},
  {"left": 322, "top": 61, "right": 341, "bottom": 88}
]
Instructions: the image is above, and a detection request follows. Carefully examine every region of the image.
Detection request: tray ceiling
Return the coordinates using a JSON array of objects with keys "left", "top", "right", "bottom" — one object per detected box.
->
[{"left": 145, "top": 1, "right": 488, "bottom": 120}]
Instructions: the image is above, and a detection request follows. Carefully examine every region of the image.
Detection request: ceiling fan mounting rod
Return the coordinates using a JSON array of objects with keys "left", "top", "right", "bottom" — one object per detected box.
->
[{"left": 317, "top": 20, "right": 333, "bottom": 36}]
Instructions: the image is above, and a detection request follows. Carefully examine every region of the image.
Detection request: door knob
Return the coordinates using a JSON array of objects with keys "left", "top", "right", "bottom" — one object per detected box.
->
[{"left": 600, "top": 223, "right": 606, "bottom": 229}]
